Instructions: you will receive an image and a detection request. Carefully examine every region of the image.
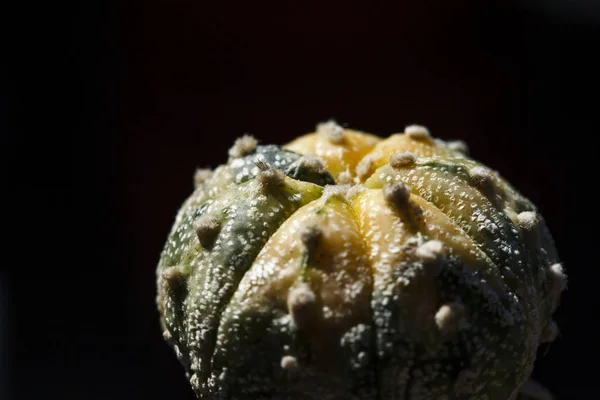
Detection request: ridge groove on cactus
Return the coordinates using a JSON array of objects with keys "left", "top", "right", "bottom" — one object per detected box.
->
[{"left": 156, "top": 121, "right": 565, "bottom": 400}]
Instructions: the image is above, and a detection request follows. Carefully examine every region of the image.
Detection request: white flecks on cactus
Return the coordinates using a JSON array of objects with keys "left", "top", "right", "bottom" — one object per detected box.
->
[
  {"left": 405, "top": 124, "right": 431, "bottom": 140},
  {"left": 389, "top": 151, "right": 417, "bottom": 169},
  {"left": 317, "top": 120, "right": 346, "bottom": 144},
  {"left": 228, "top": 134, "right": 258, "bottom": 159}
]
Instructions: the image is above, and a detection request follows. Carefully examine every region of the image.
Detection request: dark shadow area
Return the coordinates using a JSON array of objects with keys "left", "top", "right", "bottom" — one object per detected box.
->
[{"left": 7, "top": 1, "right": 599, "bottom": 398}]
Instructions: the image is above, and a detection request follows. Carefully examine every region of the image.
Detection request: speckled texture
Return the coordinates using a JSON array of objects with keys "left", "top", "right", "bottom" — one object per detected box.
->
[{"left": 157, "top": 122, "right": 565, "bottom": 400}]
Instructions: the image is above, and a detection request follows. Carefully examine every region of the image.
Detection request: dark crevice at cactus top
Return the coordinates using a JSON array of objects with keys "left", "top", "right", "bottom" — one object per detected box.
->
[{"left": 157, "top": 124, "right": 566, "bottom": 400}]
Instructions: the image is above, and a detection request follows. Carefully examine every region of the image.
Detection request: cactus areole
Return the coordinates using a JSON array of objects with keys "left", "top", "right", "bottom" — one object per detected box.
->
[{"left": 156, "top": 122, "right": 565, "bottom": 400}]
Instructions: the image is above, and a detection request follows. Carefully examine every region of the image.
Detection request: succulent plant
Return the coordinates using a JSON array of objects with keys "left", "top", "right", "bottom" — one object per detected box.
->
[{"left": 156, "top": 122, "right": 566, "bottom": 400}]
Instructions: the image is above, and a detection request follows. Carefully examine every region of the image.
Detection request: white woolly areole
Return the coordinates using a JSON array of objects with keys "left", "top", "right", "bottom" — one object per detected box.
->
[
  {"left": 287, "top": 283, "right": 319, "bottom": 327},
  {"left": 193, "top": 216, "right": 220, "bottom": 248},
  {"left": 416, "top": 240, "right": 443, "bottom": 261},
  {"left": 435, "top": 301, "right": 468, "bottom": 334},
  {"left": 389, "top": 151, "right": 417, "bottom": 168},
  {"left": 355, "top": 153, "right": 376, "bottom": 181},
  {"left": 517, "top": 211, "right": 539, "bottom": 231},
  {"left": 228, "top": 134, "right": 258, "bottom": 159},
  {"left": 280, "top": 355, "right": 299, "bottom": 370},
  {"left": 337, "top": 170, "right": 354, "bottom": 185},
  {"left": 297, "top": 154, "right": 327, "bottom": 173},
  {"left": 193, "top": 168, "right": 213, "bottom": 189},
  {"left": 405, "top": 124, "right": 431, "bottom": 140},
  {"left": 469, "top": 166, "right": 493, "bottom": 188},
  {"left": 317, "top": 120, "right": 345, "bottom": 144}
]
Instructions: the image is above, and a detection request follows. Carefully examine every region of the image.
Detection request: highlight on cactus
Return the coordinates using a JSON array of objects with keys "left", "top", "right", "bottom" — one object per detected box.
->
[{"left": 156, "top": 121, "right": 566, "bottom": 400}]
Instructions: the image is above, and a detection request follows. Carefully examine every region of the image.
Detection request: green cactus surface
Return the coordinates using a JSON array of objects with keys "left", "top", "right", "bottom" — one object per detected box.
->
[{"left": 156, "top": 123, "right": 566, "bottom": 400}]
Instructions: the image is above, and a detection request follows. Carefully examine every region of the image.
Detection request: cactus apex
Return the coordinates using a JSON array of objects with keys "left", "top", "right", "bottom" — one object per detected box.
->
[
  {"left": 317, "top": 120, "right": 346, "bottom": 144},
  {"left": 389, "top": 151, "right": 417, "bottom": 169},
  {"left": 193, "top": 168, "right": 213, "bottom": 189},
  {"left": 405, "top": 124, "right": 431, "bottom": 141},
  {"left": 435, "top": 301, "right": 468, "bottom": 334},
  {"left": 193, "top": 216, "right": 221, "bottom": 249},
  {"left": 228, "top": 134, "right": 258, "bottom": 159}
]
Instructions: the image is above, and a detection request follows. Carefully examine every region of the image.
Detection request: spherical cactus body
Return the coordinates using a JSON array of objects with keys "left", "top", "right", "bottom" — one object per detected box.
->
[{"left": 157, "top": 122, "right": 565, "bottom": 400}]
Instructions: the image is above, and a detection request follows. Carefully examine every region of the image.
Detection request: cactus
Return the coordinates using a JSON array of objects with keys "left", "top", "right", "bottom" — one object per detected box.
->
[{"left": 156, "top": 122, "right": 565, "bottom": 400}]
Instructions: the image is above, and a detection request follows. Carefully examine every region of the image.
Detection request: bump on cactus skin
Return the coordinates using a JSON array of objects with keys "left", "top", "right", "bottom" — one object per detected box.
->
[
  {"left": 389, "top": 150, "right": 417, "bottom": 169},
  {"left": 405, "top": 124, "right": 432, "bottom": 140},
  {"left": 157, "top": 123, "right": 566, "bottom": 400},
  {"left": 317, "top": 119, "right": 346, "bottom": 144}
]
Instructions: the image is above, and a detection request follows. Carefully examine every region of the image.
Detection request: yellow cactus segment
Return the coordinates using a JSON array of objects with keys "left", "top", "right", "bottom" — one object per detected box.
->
[
  {"left": 355, "top": 133, "right": 465, "bottom": 182},
  {"left": 349, "top": 188, "right": 507, "bottom": 321},
  {"left": 284, "top": 122, "right": 380, "bottom": 182},
  {"left": 212, "top": 193, "right": 375, "bottom": 397},
  {"left": 349, "top": 186, "right": 439, "bottom": 344},
  {"left": 232, "top": 194, "right": 372, "bottom": 323},
  {"left": 410, "top": 195, "right": 499, "bottom": 275}
]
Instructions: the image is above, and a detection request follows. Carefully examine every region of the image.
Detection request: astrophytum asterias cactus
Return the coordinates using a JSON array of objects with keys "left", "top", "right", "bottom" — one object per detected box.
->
[{"left": 156, "top": 122, "right": 566, "bottom": 400}]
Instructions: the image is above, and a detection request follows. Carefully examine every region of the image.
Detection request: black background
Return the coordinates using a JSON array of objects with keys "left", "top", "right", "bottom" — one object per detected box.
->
[{"left": 6, "top": 1, "right": 600, "bottom": 399}]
